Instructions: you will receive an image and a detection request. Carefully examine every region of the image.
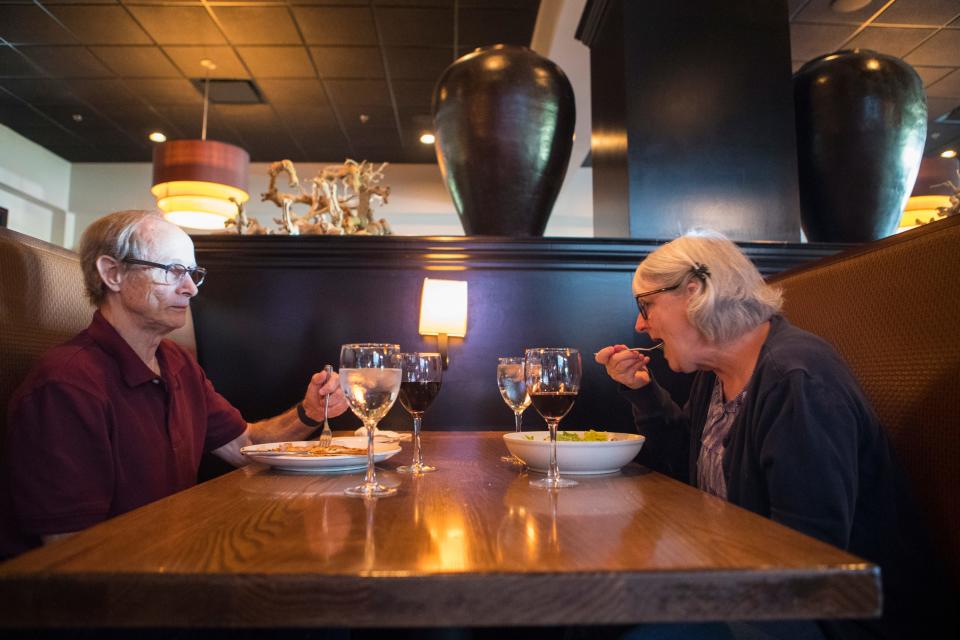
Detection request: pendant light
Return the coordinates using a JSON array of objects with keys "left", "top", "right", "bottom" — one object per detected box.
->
[{"left": 151, "top": 59, "right": 250, "bottom": 230}]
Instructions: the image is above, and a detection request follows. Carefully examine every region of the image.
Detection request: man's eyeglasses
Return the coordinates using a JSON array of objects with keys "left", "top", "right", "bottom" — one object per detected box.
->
[
  {"left": 634, "top": 284, "right": 680, "bottom": 321},
  {"left": 123, "top": 258, "right": 207, "bottom": 287}
]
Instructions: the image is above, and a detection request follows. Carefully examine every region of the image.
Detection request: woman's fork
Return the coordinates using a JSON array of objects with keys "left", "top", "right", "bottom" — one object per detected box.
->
[
  {"left": 593, "top": 343, "right": 664, "bottom": 357},
  {"left": 318, "top": 364, "right": 334, "bottom": 448}
]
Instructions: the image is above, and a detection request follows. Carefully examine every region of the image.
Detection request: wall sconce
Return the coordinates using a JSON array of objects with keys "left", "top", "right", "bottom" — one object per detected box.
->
[{"left": 418, "top": 277, "right": 467, "bottom": 369}]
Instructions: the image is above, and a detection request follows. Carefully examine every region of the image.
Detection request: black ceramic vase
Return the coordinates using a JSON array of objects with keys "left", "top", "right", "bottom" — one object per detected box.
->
[
  {"left": 432, "top": 45, "right": 576, "bottom": 236},
  {"left": 794, "top": 49, "right": 926, "bottom": 242}
]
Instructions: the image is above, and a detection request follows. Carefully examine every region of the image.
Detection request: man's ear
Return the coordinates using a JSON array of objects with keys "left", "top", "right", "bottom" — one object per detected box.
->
[{"left": 96, "top": 255, "right": 123, "bottom": 293}]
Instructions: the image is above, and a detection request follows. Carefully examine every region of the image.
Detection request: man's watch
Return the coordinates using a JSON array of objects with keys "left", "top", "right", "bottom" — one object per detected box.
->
[{"left": 296, "top": 402, "right": 322, "bottom": 428}]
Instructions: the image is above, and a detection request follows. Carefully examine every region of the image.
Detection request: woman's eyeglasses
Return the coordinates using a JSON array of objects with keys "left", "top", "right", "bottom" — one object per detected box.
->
[{"left": 634, "top": 284, "right": 680, "bottom": 320}]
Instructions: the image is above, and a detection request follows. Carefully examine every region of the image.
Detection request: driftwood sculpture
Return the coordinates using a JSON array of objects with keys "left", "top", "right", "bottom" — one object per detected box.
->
[{"left": 229, "top": 158, "right": 392, "bottom": 236}]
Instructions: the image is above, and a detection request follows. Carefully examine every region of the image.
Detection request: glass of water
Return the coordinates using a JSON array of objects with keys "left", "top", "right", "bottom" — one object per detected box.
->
[{"left": 497, "top": 356, "right": 531, "bottom": 465}]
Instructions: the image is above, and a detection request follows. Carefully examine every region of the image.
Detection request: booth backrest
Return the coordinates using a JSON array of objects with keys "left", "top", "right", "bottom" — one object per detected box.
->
[
  {"left": 769, "top": 216, "right": 960, "bottom": 587},
  {"left": 0, "top": 227, "right": 196, "bottom": 458}
]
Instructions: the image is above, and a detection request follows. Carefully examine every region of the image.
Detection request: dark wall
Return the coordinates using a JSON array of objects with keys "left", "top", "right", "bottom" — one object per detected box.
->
[
  {"left": 579, "top": 0, "right": 801, "bottom": 242},
  {"left": 191, "top": 235, "right": 844, "bottom": 434}
]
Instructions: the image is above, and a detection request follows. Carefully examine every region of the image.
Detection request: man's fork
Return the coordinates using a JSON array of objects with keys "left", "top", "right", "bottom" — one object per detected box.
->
[{"left": 318, "top": 364, "right": 334, "bottom": 448}]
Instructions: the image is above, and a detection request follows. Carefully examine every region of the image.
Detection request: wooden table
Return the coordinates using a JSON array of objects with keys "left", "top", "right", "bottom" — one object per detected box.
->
[{"left": 0, "top": 432, "right": 880, "bottom": 628}]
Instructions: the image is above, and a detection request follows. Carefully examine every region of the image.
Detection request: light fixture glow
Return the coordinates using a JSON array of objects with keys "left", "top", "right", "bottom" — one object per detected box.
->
[
  {"left": 940, "top": 149, "right": 957, "bottom": 159},
  {"left": 149, "top": 131, "right": 167, "bottom": 143},
  {"left": 418, "top": 278, "right": 468, "bottom": 369},
  {"left": 420, "top": 132, "right": 436, "bottom": 145}
]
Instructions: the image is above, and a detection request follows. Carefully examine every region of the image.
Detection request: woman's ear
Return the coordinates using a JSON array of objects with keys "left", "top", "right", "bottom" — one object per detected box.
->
[{"left": 96, "top": 255, "right": 123, "bottom": 293}]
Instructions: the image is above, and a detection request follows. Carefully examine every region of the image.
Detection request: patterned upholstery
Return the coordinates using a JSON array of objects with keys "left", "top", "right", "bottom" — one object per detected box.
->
[
  {"left": 770, "top": 215, "right": 960, "bottom": 587},
  {"left": 0, "top": 227, "right": 196, "bottom": 459}
]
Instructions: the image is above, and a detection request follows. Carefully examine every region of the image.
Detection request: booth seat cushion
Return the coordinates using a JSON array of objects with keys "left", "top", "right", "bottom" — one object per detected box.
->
[{"left": 769, "top": 216, "right": 960, "bottom": 587}]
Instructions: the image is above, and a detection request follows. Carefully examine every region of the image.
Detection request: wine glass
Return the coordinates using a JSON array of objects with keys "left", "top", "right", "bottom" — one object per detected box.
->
[
  {"left": 397, "top": 352, "right": 442, "bottom": 474},
  {"left": 497, "top": 356, "right": 530, "bottom": 465},
  {"left": 525, "top": 347, "right": 582, "bottom": 489},
  {"left": 340, "top": 343, "right": 403, "bottom": 497}
]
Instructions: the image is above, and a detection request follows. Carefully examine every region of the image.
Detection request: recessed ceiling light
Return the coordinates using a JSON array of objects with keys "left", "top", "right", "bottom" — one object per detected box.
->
[
  {"left": 149, "top": 132, "right": 167, "bottom": 143},
  {"left": 359, "top": 114, "right": 370, "bottom": 124},
  {"left": 941, "top": 149, "right": 957, "bottom": 159},
  {"left": 72, "top": 114, "right": 83, "bottom": 123},
  {"left": 419, "top": 132, "right": 436, "bottom": 144}
]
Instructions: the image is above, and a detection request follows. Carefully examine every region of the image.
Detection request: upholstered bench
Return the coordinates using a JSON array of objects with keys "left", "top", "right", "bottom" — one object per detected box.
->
[{"left": 770, "top": 215, "right": 960, "bottom": 590}]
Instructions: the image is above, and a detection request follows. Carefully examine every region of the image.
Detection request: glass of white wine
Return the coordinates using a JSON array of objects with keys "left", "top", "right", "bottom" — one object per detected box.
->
[
  {"left": 497, "top": 356, "right": 530, "bottom": 465},
  {"left": 340, "top": 343, "right": 402, "bottom": 497},
  {"left": 525, "top": 347, "right": 581, "bottom": 489}
]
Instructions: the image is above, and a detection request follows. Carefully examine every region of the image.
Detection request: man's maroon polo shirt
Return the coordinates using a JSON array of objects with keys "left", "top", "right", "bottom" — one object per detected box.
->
[{"left": 1, "top": 311, "right": 246, "bottom": 557}]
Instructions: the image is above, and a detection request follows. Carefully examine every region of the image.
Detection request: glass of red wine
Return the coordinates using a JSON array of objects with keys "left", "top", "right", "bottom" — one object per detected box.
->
[
  {"left": 525, "top": 347, "right": 581, "bottom": 489},
  {"left": 397, "top": 352, "right": 442, "bottom": 474}
]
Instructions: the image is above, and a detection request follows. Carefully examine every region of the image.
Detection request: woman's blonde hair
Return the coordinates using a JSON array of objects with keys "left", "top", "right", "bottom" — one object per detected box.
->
[
  {"left": 634, "top": 230, "right": 783, "bottom": 343},
  {"left": 79, "top": 210, "right": 161, "bottom": 306}
]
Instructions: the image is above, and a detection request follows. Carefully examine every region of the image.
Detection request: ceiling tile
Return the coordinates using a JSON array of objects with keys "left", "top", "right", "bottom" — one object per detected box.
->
[
  {"left": 311, "top": 46, "right": 383, "bottom": 79},
  {"left": 0, "top": 102, "right": 58, "bottom": 129},
  {"left": 0, "top": 47, "right": 45, "bottom": 77},
  {"left": 789, "top": 23, "right": 855, "bottom": 62},
  {"left": 153, "top": 105, "right": 207, "bottom": 137},
  {"left": 391, "top": 79, "right": 434, "bottom": 107},
  {"left": 33, "top": 104, "right": 117, "bottom": 132},
  {"left": 126, "top": 6, "right": 227, "bottom": 46},
  {"left": 787, "top": 0, "right": 809, "bottom": 20},
  {"left": 7, "top": 125, "right": 86, "bottom": 150},
  {"left": 385, "top": 47, "right": 451, "bottom": 80},
  {"left": 874, "top": 0, "right": 960, "bottom": 26},
  {"left": 272, "top": 103, "right": 338, "bottom": 130},
  {"left": 458, "top": 8, "right": 537, "bottom": 48},
  {"left": 48, "top": 6, "right": 152, "bottom": 45},
  {"left": 339, "top": 103, "right": 394, "bottom": 135},
  {"left": 375, "top": 7, "right": 452, "bottom": 46},
  {"left": 926, "top": 95, "right": 960, "bottom": 120},
  {"left": 292, "top": 7, "right": 377, "bottom": 46},
  {"left": 257, "top": 78, "right": 329, "bottom": 106},
  {"left": 325, "top": 79, "right": 389, "bottom": 105},
  {"left": 211, "top": 7, "right": 302, "bottom": 45},
  {"left": 914, "top": 65, "right": 955, "bottom": 88},
  {"left": 348, "top": 125, "right": 399, "bottom": 147},
  {"left": 837, "top": 26, "right": 935, "bottom": 58},
  {"left": 0, "top": 77, "right": 80, "bottom": 105},
  {"left": 64, "top": 78, "right": 142, "bottom": 106},
  {"left": 792, "top": 0, "right": 875, "bottom": 25},
  {"left": 905, "top": 29, "right": 960, "bottom": 67},
  {"left": 19, "top": 46, "right": 113, "bottom": 77},
  {"left": 91, "top": 46, "right": 181, "bottom": 78},
  {"left": 125, "top": 78, "right": 203, "bottom": 105},
  {"left": 237, "top": 46, "right": 314, "bottom": 78},
  {"left": 0, "top": 6, "right": 77, "bottom": 45},
  {"left": 163, "top": 46, "right": 248, "bottom": 79},
  {"left": 926, "top": 69, "right": 960, "bottom": 99}
]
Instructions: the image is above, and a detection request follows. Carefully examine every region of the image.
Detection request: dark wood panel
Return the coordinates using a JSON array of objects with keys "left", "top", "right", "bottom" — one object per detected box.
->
[
  {"left": 579, "top": 0, "right": 801, "bottom": 242},
  {"left": 0, "top": 433, "right": 880, "bottom": 628},
  {"left": 190, "top": 235, "right": 849, "bottom": 431}
]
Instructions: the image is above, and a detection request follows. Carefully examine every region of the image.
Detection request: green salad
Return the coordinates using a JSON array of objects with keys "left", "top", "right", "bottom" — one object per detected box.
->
[{"left": 524, "top": 430, "right": 609, "bottom": 442}]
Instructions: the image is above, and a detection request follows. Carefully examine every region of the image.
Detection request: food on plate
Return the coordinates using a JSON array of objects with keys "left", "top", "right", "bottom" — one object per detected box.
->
[{"left": 271, "top": 443, "right": 368, "bottom": 456}]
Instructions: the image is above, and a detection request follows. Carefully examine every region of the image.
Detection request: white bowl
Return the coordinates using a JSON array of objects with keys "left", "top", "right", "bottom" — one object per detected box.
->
[{"left": 503, "top": 430, "right": 645, "bottom": 475}]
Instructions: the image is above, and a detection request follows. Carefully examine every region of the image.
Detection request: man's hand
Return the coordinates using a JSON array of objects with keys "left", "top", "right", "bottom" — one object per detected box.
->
[
  {"left": 595, "top": 345, "right": 653, "bottom": 390},
  {"left": 300, "top": 368, "right": 349, "bottom": 423}
]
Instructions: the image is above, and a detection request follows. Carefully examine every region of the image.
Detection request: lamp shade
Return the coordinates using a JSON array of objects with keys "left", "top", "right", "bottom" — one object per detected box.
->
[
  {"left": 151, "top": 139, "right": 250, "bottom": 230},
  {"left": 418, "top": 278, "right": 468, "bottom": 337}
]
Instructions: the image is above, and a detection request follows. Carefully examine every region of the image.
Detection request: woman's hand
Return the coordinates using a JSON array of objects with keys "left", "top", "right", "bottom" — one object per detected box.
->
[{"left": 595, "top": 345, "right": 653, "bottom": 390}]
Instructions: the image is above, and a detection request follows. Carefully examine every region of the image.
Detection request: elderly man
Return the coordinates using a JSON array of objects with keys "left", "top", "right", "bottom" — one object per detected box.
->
[{"left": 1, "top": 210, "right": 348, "bottom": 558}]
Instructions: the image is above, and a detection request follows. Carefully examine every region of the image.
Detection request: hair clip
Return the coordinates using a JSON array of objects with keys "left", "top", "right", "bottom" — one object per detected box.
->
[{"left": 691, "top": 263, "right": 710, "bottom": 281}]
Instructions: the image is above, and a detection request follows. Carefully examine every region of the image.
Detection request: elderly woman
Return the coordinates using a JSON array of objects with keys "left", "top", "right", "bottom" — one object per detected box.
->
[{"left": 596, "top": 231, "right": 941, "bottom": 640}]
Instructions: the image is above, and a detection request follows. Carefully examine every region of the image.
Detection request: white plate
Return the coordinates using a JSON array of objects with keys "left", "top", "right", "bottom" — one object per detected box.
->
[
  {"left": 241, "top": 437, "right": 401, "bottom": 473},
  {"left": 503, "top": 430, "right": 645, "bottom": 475}
]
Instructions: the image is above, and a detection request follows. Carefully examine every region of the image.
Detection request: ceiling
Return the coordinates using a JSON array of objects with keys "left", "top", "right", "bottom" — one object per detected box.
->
[
  {"left": 1, "top": 0, "right": 959, "bottom": 164},
  {"left": 0, "top": 0, "right": 540, "bottom": 163}
]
